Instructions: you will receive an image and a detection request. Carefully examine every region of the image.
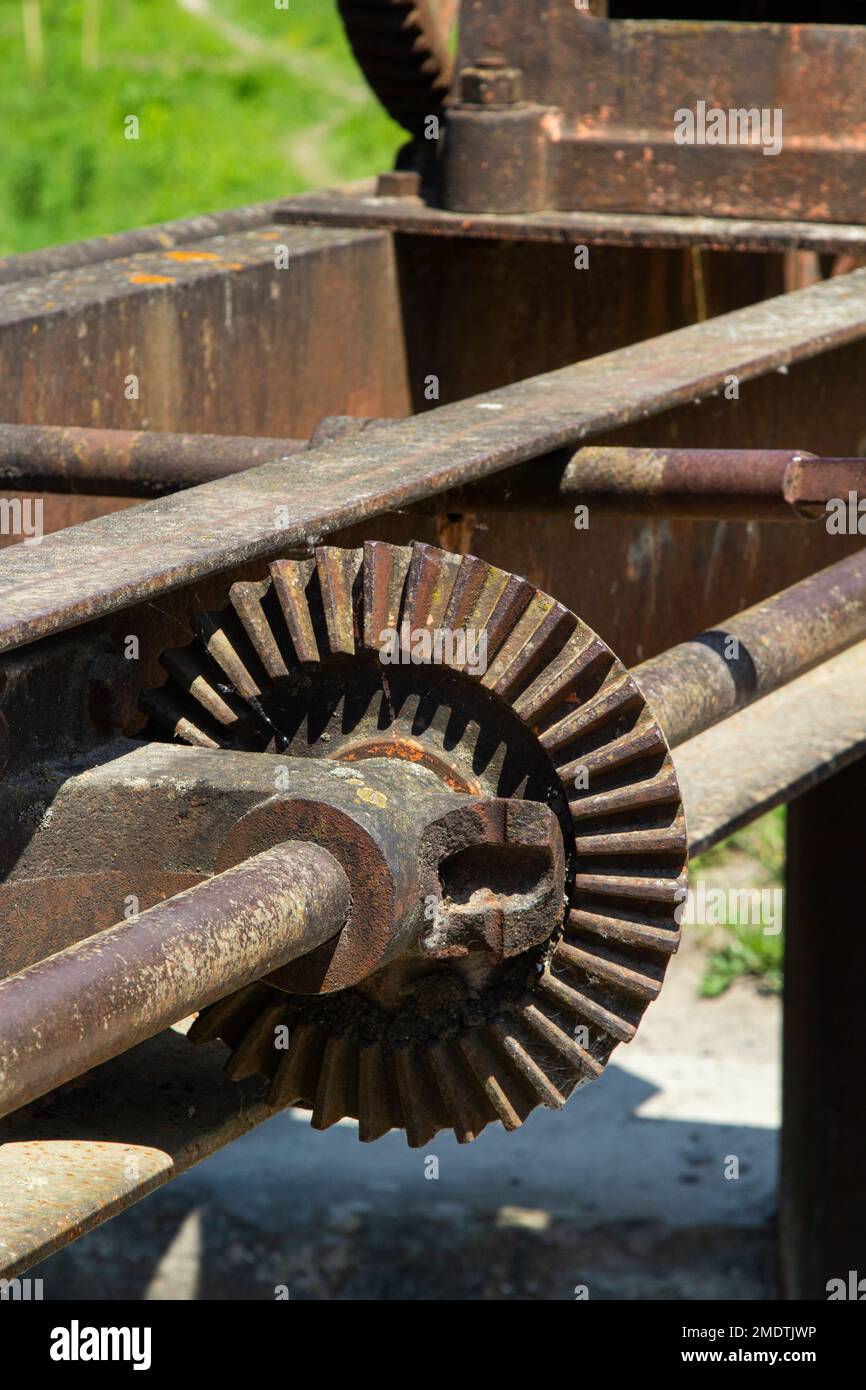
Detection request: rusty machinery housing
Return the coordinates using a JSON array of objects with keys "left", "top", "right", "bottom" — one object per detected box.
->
[{"left": 0, "top": 0, "right": 865, "bottom": 1301}]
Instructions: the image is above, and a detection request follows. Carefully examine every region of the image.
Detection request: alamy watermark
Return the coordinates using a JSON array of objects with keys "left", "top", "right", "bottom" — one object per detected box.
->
[
  {"left": 378, "top": 622, "right": 488, "bottom": 677},
  {"left": 674, "top": 101, "right": 783, "bottom": 158},
  {"left": 0, "top": 497, "right": 43, "bottom": 545},
  {"left": 677, "top": 879, "right": 782, "bottom": 936}
]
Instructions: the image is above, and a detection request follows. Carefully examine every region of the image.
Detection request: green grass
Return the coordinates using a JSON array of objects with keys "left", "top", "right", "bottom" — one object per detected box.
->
[
  {"left": 0, "top": 0, "right": 404, "bottom": 255},
  {"left": 700, "top": 919, "right": 784, "bottom": 999},
  {"left": 691, "top": 806, "right": 786, "bottom": 997}
]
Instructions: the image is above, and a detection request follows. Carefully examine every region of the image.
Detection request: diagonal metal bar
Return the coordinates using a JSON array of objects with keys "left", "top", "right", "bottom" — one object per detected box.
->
[{"left": 2, "top": 269, "right": 866, "bottom": 654}]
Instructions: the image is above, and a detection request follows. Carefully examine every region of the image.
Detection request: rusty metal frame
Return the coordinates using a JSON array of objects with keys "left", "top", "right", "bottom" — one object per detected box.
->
[{"left": 0, "top": 51, "right": 865, "bottom": 1286}]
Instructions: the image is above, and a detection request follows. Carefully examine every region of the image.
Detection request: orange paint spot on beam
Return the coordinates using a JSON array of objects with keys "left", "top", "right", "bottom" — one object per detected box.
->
[
  {"left": 164, "top": 251, "right": 221, "bottom": 262},
  {"left": 128, "top": 273, "right": 176, "bottom": 285}
]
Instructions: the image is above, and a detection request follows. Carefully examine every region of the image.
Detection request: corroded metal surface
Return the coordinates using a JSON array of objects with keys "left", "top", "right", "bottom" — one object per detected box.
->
[
  {"left": 0, "top": 841, "right": 351, "bottom": 1122},
  {"left": 0, "top": 223, "right": 411, "bottom": 438},
  {"left": 3, "top": 268, "right": 866, "bottom": 655},
  {"left": 634, "top": 550, "right": 866, "bottom": 749},
  {"left": 0, "top": 424, "right": 307, "bottom": 496},
  {"left": 162, "top": 542, "right": 686, "bottom": 1145},
  {"left": 0, "top": 1025, "right": 272, "bottom": 1278},
  {"left": 454, "top": 6, "right": 866, "bottom": 222},
  {"left": 277, "top": 186, "right": 866, "bottom": 254},
  {"left": 674, "top": 640, "right": 866, "bottom": 858},
  {"left": 563, "top": 447, "right": 866, "bottom": 521},
  {"left": 0, "top": 199, "right": 286, "bottom": 288}
]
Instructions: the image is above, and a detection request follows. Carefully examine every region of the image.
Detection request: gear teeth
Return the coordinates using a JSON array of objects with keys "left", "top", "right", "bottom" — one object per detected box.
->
[
  {"left": 139, "top": 688, "right": 226, "bottom": 749},
  {"left": 482, "top": 593, "right": 577, "bottom": 699},
  {"left": 146, "top": 540, "right": 687, "bottom": 1145},
  {"left": 456, "top": 1029, "right": 534, "bottom": 1131},
  {"left": 558, "top": 711, "right": 668, "bottom": 784},
  {"left": 488, "top": 1016, "right": 569, "bottom": 1109},
  {"left": 513, "top": 631, "right": 609, "bottom": 724},
  {"left": 566, "top": 905, "right": 681, "bottom": 957},
  {"left": 574, "top": 812, "right": 689, "bottom": 860},
  {"left": 188, "top": 985, "right": 262, "bottom": 1045},
  {"left": 160, "top": 646, "right": 245, "bottom": 729},
  {"left": 573, "top": 871, "right": 684, "bottom": 905},
  {"left": 270, "top": 557, "right": 319, "bottom": 663},
  {"left": 569, "top": 765, "right": 681, "bottom": 821},
  {"left": 224, "top": 997, "right": 287, "bottom": 1081},
  {"left": 338, "top": 0, "right": 456, "bottom": 136},
  {"left": 358, "top": 1041, "right": 401, "bottom": 1142},
  {"left": 427, "top": 1040, "right": 491, "bottom": 1143},
  {"left": 362, "top": 540, "right": 412, "bottom": 653},
  {"left": 556, "top": 940, "right": 662, "bottom": 1003},
  {"left": 402, "top": 540, "right": 463, "bottom": 635},
  {"left": 540, "top": 670, "right": 642, "bottom": 758},
  {"left": 311, "top": 1033, "right": 360, "bottom": 1130},
  {"left": 538, "top": 966, "right": 637, "bottom": 1044},
  {"left": 230, "top": 580, "right": 290, "bottom": 680},
  {"left": 517, "top": 999, "right": 604, "bottom": 1080},
  {"left": 267, "top": 1021, "right": 328, "bottom": 1109},
  {"left": 316, "top": 546, "right": 363, "bottom": 657},
  {"left": 392, "top": 1046, "right": 443, "bottom": 1148},
  {"left": 193, "top": 610, "right": 264, "bottom": 702}
]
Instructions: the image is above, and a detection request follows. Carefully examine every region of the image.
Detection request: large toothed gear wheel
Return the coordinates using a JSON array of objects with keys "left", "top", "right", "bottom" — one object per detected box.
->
[
  {"left": 338, "top": 0, "right": 459, "bottom": 139},
  {"left": 143, "top": 542, "right": 687, "bottom": 1146}
]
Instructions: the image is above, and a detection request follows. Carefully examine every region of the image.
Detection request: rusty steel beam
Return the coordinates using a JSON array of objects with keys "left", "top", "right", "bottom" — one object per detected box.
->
[
  {"left": 562, "top": 447, "right": 866, "bottom": 521},
  {"left": 634, "top": 549, "right": 866, "bottom": 750},
  {"left": 278, "top": 186, "right": 866, "bottom": 255},
  {"left": 0, "top": 841, "right": 350, "bottom": 1124},
  {"left": 3, "top": 267, "right": 866, "bottom": 655},
  {"left": 0, "top": 1024, "right": 274, "bottom": 1278},
  {"left": 0, "top": 198, "right": 287, "bottom": 288},
  {"left": 0, "top": 423, "right": 307, "bottom": 496}
]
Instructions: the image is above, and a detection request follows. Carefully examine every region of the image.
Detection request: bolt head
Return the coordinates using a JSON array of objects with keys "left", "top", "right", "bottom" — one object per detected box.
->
[{"left": 459, "top": 63, "right": 523, "bottom": 107}]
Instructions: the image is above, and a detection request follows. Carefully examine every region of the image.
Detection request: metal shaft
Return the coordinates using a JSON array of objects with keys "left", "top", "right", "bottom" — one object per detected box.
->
[
  {"left": 0, "top": 423, "right": 307, "bottom": 496},
  {"left": 634, "top": 547, "right": 866, "bottom": 747},
  {"left": 0, "top": 840, "right": 350, "bottom": 1122},
  {"left": 563, "top": 447, "right": 866, "bottom": 521}
]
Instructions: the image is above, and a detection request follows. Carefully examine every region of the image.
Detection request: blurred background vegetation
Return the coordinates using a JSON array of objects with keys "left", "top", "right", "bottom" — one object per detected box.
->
[{"left": 1, "top": 0, "right": 404, "bottom": 254}]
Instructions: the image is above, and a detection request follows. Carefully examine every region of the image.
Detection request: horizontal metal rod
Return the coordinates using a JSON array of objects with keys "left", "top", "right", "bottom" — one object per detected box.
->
[
  {"left": 2, "top": 266, "right": 866, "bottom": 654},
  {"left": 634, "top": 548, "right": 866, "bottom": 748},
  {"left": 676, "top": 639, "right": 866, "bottom": 859},
  {"left": 0, "top": 840, "right": 350, "bottom": 1123},
  {"left": 0, "top": 424, "right": 308, "bottom": 496},
  {"left": 563, "top": 448, "right": 866, "bottom": 521}
]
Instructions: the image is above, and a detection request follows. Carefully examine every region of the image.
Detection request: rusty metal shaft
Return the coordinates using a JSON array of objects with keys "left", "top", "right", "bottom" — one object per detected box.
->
[
  {"left": 564, "top": 447, "right": 866, "bottom": 521},
  {"left": 0, "top": 423, "right": 307, "bottom": 496},
  {"left": 635, "top": 548, "right": 866, "bottom": 748},
  {"left": 0, "top": 840, "right": 350, "bottom": 1122}
]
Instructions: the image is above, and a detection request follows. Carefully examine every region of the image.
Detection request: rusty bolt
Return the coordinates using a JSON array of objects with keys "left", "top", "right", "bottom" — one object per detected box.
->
[{"left": 459, "top": 58, "right": 524, "bottom": 107}]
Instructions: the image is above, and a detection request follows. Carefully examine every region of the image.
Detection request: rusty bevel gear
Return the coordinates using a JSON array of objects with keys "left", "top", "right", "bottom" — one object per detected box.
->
[
  {"left": 142, "top": 542, "right": 687, "bottom": 1146},
  {"left": 338, "top": 0, "right": 458, "bottom": 139}
]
